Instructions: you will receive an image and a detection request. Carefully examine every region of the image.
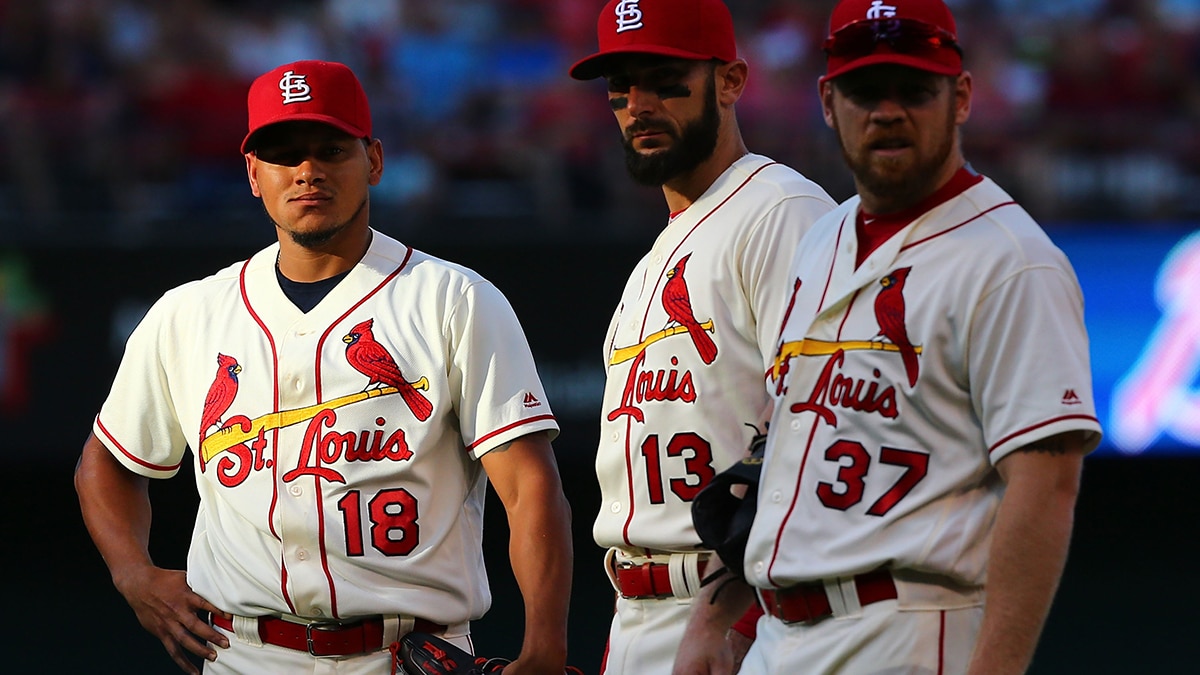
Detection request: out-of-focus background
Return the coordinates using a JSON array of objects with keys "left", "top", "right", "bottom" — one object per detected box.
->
[{"left": 3, "top": 0, "right": 1199, "bottom": 672}]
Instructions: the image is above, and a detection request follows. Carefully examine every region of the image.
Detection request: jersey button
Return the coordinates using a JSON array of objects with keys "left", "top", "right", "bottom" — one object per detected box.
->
[
  {"left": 771, "top": 491, "right": 782, "bottom": 503},
  {"left": 610, "top": 431, "right": 620, "bottom": 442},
  {"left": 297, "top": 549, "right": 309, "bottom": 561},
  {"left": 289, "top": 485, "right": 303, "bottom": 497},
  {"left": 294, "top": 378, "right": 305, "bottom": 391},
  {"left": 610, "top": 502, "right": 621, "bottom": 514},
  {"left": 790, "top": 419, "right": 802, "bottom": 431}
]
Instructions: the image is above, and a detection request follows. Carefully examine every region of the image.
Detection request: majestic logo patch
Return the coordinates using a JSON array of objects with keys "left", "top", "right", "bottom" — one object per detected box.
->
[
  {"left": 614, "top": 0, "right": 644, "bottom": 33},
  {"left": 278, "top": 70, "right": 313, "bottom": 104},
  {"left": 1062, "top": 389, "right": 1082, "bottom": 406}
]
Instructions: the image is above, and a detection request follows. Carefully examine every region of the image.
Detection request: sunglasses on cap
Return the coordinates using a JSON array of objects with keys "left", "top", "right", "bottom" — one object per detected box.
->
[{"left": 823, "top": 17, "right": 962, "bottom": 59}]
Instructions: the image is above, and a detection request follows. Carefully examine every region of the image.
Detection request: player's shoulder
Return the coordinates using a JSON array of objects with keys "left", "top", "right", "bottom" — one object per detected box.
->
[
  {"left": 733, "top": 153, "right": 836, "bottom": 205},
  {"left": 955, "top": 177, "right": 1071, "bottom": 268},
  {"left": 154, "top": 250, "right": 258, "bottom": 308},
  {"left": 365, "top": 230, "right": 496, "bottom": 295}
]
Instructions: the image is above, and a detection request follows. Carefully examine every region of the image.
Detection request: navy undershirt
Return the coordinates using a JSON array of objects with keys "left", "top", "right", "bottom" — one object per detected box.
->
[{"left": 275, "top": 264, "right": 351, "bottom": 313}]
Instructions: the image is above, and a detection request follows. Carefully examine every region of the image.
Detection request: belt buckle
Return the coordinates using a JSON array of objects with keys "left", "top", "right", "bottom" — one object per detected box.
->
[{"left": 306, "top": 619, "right": 350, "bottom": 658}]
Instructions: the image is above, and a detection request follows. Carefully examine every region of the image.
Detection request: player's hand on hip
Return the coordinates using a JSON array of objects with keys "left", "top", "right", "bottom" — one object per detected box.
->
[{"left": 114, "top": 564, "right": 231, "bottom": 674}]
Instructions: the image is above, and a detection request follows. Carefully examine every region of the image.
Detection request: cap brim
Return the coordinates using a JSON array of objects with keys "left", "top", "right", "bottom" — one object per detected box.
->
[
  {"left": 241, "top": 114, "right": 370, "bottom": 154},
  {"left": 569, "top": 45, "right": 719, "bottom": 80},
  {"left": 820, "top": 52, "right": 962, "bottom": 84}
]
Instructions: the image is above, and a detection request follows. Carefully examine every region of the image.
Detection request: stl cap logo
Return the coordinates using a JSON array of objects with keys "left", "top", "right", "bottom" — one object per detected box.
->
[
  {"left": 615, "top": 0, "right": 644, "bottom": 33},
  {"left": 278, "top": 70, "right": 313, "bottom": 104},
  {"left": 866, "top": 0, "right": 899, "bottom": 19}
]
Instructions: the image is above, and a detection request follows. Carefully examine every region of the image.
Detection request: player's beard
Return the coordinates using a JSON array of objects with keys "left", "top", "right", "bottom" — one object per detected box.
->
[
  {"left": 835, "top": 95, "right": 958, "bottom": 211},
  {"left": 622, "top": 78, "right": 720, "bottom": 187},
  {"left": 270, "top": 196, "right": 369, "bottom": 248}
]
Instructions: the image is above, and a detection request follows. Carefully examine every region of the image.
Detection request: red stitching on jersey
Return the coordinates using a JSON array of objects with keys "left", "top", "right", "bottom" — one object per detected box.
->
[
  {"left": 467, "top": 414, "right": 557, "bottom": 451},
  {"left": 316, "top": 244, "right": 414, "bottom": 403},
  {"left": 987, "top": 414, "right": 1100, "bottom": 455},
  {"left": 937, "top": 609, "right": 946, "bottom": 675},
  {"left": 239, "top": 256, "right": 292, "bottom": 612},
  {"left": 94, "top": 417, "right": 184, "bottom": 472},
  {"left": 621, "top": 416, "right": 636, "bottom": 546},
  {"left": 638, "top": 162, "right": 779, "bottom": 334},
  {"left": 308, "top": 244, "right": 413, "bottom": 617},
  {"left": 899, "top": 201, "right": 1018, "bottom": 251},
  {"left": 767, "top": 415, "right": 823, "bottom": 587}
]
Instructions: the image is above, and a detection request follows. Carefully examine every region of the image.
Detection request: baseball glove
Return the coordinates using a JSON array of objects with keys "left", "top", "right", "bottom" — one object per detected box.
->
[
  {"left": 391, "top": 632, "right": 585, "bottom": 675},
  {"left": 690, "top": 425, "right": 767, "bottom": 582}
]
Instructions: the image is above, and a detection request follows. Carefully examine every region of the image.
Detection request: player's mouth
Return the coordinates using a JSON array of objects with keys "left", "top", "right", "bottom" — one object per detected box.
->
[
  {"left": 868, "top": 138, "right": 913, "bottom": 153},
  {"left": 289, "top": 192, "right": 333, "bottom": 204}
]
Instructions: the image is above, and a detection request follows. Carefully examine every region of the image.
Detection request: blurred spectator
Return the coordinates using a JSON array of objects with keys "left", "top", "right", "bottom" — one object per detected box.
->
[{"left": 1, "top": 0, "right": 1198, "bottom": 242}]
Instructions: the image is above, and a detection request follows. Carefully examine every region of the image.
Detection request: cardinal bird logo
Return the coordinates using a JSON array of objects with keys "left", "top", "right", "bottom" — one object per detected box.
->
[
  {"left": 343, "top": 318, "right": 433, "bottom": 422},
  {"left": 662, "top": 253, "right": 718, "bottom": 364},
  {"left": 874, "top": 267, "right": 920, "bottom": 387},
  {"left": 200, "top": 353, "right": 241, "bottom": 439}
]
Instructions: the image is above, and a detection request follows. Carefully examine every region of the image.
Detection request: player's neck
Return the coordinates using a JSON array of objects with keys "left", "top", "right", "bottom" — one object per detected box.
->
[
  {"left": 276, "top": 226, "right": 372, "bottom": 282},
  {"left": 661, "top": 132, "right": 749, "bottom": 215}
]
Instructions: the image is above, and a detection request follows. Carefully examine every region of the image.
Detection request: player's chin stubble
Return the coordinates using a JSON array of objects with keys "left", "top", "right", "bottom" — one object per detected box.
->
[
  {"left": 622, "top": 79, "right": 720, "bottom": 187},
  {"left": 269, "top": 196, "right": 368, "bottom": 248},
  {"left": 836, "top": 99, "right": 958, "bottom": 211}
]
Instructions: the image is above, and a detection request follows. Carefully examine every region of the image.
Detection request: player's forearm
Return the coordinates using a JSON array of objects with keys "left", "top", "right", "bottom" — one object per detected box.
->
[
  {"left": 968, "top": 449, "right": 1083, "bottom": 675},
  {"left": 506, "top": 485, "right": 573, "bottom": 667},
  {"left": 690, "top": 556, "right": 758, "bottom": 636},
  {"left": 74, "top": 433, "right": 158, "bottom": 591},
  {"left": 671, "top": 556, "right": 757, "bottom": 675}
]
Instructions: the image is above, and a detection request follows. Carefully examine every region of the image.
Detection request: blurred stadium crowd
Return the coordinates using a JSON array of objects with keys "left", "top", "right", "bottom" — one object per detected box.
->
[{"left": 1, "top": 0, "right": 1198, "bottom": 245}]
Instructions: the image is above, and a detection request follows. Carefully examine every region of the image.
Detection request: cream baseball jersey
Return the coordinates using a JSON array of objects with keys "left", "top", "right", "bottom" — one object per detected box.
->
[
  {"left": 746, "top": 176, "right": 1103, "bottom": 590},
  {"left": 93, "top": 230, "right": 558, "bottom": 623},
  {"left": 594, "top": 154, "right": 836, "bottom": 551}
]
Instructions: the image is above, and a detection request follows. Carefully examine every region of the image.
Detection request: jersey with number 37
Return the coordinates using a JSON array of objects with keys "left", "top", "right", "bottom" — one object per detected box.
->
[{"left": 746, "top": 177, "right": 1103, "bottom": 589}]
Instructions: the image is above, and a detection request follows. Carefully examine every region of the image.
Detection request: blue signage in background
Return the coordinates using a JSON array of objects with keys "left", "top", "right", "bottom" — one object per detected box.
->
[{"left": 1054, "top": 227, "right": 1200, "bottom": 456}]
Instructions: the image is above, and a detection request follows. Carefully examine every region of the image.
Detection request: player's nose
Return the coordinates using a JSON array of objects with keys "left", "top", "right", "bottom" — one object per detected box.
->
[
  {"left": 294, "top": 157, "right": 327, "bottom": 184},
  {"left": 623, "top": 85, "right": 660, "bottom": 116}
]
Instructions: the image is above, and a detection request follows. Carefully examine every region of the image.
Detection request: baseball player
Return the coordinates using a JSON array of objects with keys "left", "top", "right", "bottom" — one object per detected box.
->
[
  {"left": 568, "top": 1, "right": 836, "bottom": 673},
  {"left": 74, "top": 60, "right": 573, "bottom": 675},
  {"left": 674, "top": 1, "right": 1104, "bottom": 674}
]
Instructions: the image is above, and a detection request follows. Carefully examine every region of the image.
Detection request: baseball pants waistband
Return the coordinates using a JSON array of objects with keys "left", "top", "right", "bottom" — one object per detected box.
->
[
  {"left": 604, "top": 548, "right": 711, "bottom": 600},
  {"left": 211, "top": 612, "right": 447, "bottom": 657}
]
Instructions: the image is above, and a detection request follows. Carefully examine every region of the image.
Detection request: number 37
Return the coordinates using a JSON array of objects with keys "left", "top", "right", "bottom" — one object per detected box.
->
[{"left": 817, "top": 441, "right": 929, "bottom": 516}]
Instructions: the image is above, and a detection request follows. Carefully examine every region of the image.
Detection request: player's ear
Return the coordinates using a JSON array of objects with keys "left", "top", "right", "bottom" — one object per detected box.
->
[
  {"left": 245, "top": 153, "right": 263, "bottom": 198},
  {"left": 716, "top": 59, "right": 748, "bottom": 106},
  {"left": 819, "top": 81, "right": 836, "bottom": 130},
  {"left": 953, "top": 72, "right": 972, "bottom": 126},
  {"left": 366, "top": 138, "right": 384, "bottom": 187}
]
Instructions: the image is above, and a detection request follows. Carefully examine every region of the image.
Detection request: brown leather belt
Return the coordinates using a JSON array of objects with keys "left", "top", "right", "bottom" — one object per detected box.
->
[
  {"left": 212, "top": 614, "right": 446, "bottom": 657},
  {"left": 614, "top": 562, "right": 675, "bottom": 599},
  {"left": 760, "top": 569, "right": 898, "bottom": 624}
]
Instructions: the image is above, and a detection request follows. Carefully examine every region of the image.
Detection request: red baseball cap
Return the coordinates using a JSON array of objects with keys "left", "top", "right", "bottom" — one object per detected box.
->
[
  {"left": 821, "top": 0, "right": 962, "bottom": 84},
  {"left": 241, "top": 60, "right": 372, "bottom": 154},
  {"left": 569, "top": 0, "right": 737, "bottom": 81}
]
